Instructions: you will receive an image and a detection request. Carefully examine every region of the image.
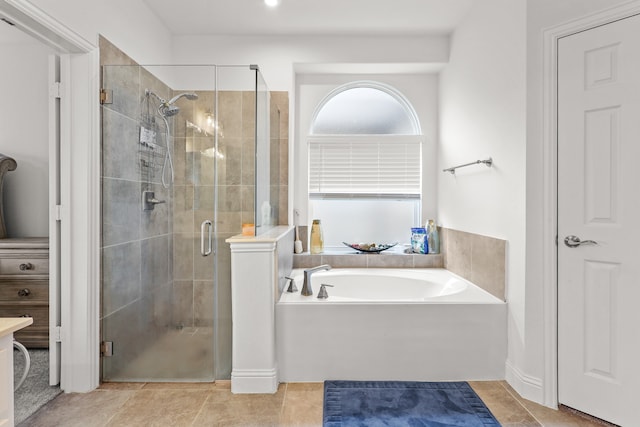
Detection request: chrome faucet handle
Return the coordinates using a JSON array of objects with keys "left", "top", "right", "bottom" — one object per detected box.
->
[
  {"left": 302, "top": 264, "right": 332, "bottom": 296},
  {"left": 285, "top": 276, "right": 297, "bottom": 293},
  {"left": 317, "top": 284, "right": 334, "bottom": 299},
  {"left": 142, "top": 190, "right": 166, "bottom": 211}
]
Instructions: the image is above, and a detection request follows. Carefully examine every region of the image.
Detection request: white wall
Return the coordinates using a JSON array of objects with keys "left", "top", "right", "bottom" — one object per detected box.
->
[
  {"left": 0, "top": 37, "right": 52, "bottom": 237},
  {"left": 438, "top": 0, "right": 527, "bottom": 391},
  {"left": 29, "top": 0, "right": 173, "bottom": 64},
  {"left": 524, "top": 0, "right": 632, "bottom": 401},
  {"left": 172, "top": 34, "right": 450, "bottom": 91}
]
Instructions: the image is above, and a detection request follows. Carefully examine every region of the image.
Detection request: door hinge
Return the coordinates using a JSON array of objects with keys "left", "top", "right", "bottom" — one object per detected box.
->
[
  {"left": 54, "top": 204, "right": 63, "bottom": 221},
  {"left": 101, "top": 341, "right": 113, "bottom": 357},
  {"left": 555, "top": 235, "right": 558, "bottom": 246},
  {"left": 54, "top": 326, "right": 63, "bottom": 343},
  {"left": 100, "top": 88, "right": 112, "bottom": 105},
  {"left": 50, "top": 81, "right": 62, "bottom": 99}
]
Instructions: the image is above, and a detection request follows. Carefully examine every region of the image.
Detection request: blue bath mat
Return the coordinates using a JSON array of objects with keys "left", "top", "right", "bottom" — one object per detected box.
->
[{"left": 323, "top": 381, "right": 500, "bottom": 426}]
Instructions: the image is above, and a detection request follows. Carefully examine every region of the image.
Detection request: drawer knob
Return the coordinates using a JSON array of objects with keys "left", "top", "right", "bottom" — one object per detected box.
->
[
  {"left": 19, "top": 263, "right": 34, "bottom": 271},
  {"left": 19, "top": 314, "right": 32, "bottom": 318},
  {"left": 18, "top": 288, "right": 31, "bottom": 297}
]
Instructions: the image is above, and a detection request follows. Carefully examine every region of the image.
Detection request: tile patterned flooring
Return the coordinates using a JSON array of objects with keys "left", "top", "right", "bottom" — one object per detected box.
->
[{"left": 20, "top": 380, "right": 613, "bottom": 426}]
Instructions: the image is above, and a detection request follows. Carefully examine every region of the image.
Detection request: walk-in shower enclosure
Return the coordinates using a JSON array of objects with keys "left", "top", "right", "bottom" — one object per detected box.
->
[{"left": 99, "top": 37, "right": 284, "bottom": 381}]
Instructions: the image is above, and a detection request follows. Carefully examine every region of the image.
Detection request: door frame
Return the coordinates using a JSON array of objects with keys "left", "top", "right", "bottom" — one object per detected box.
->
[
  {"left": 0, "top": 0, "right": 100, "bottom": 392},
  {"left": 542, "top": 0, "right": 640, "bottom": 408}
]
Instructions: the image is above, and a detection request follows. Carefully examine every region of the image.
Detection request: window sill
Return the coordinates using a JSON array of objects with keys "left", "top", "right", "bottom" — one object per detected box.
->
[{"left": 293, "top": 248, "right": 443, "bottom": 269}]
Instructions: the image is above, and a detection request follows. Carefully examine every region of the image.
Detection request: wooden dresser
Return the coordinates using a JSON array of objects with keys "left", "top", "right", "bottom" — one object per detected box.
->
[{"left": 0, "top": 237, "right": 49, "bottom": 348}]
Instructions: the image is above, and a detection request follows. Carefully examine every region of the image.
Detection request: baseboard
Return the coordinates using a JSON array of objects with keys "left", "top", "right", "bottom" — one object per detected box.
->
[
  {"left": 505, "top": 360, "right": 544, "bottom": 405},
  {"left": 231, "top": 368, "right": 278, "bottom": 394}
]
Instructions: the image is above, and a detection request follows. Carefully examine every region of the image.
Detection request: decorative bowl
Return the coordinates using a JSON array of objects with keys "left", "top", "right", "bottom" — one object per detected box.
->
[{"left": 342, "top": 242, "right": 398, "bottom": 253}]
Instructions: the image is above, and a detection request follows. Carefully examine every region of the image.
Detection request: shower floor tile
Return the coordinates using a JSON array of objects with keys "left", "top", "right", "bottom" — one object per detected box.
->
[{"left": 103, "top": 328, "right": 215, "bottom": 382}]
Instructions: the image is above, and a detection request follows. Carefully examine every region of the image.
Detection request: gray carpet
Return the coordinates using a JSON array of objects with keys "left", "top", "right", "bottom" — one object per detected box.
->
[{"left": 13, "top": 347, "right": 61, "bottom": 426}]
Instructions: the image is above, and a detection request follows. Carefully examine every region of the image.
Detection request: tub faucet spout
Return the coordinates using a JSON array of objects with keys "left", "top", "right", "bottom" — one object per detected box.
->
[{"left": 302, "top": 264, "right": 331, "bottom": 296}]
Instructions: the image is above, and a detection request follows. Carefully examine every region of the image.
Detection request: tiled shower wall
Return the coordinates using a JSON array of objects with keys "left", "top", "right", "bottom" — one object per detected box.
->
[
  {"left": 169, "top": 90, "right": 217, "bottom": 333},
  {"left": 100, "top": 36, "right": 289, "bottom": 380},
  {"left": 270, "top": 92, "right": 289, "bottom": 226},
  {"left": 171, "top": 89, "right": 288, "bottom": 377},
  {"left": 100, "top": 36, "right": 174, "bottom": 378}
]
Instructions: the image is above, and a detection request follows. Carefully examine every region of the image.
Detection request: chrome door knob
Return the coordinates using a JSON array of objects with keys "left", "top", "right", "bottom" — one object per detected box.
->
[{"left": 564, "top": 235, "right": 598, "bottom": 248}]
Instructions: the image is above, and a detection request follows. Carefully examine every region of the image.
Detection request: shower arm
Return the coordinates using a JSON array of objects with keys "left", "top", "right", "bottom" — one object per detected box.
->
[{"left": 145, "top": 89, "right": 165, "bottom": 104}]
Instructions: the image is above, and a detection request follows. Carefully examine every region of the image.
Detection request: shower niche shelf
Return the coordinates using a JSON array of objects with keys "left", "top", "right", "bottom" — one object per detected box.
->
[{"left": 137, "top": 142, "right": 165, "bottom": 181}]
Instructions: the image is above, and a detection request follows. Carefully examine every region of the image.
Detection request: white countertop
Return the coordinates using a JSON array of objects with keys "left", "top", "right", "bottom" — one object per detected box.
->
[
  {"left": 226, "top": 225, "right": 293, "bottom": 243},
  {"left": 0, "top": 318, "right": 33, "bottom": 338}
]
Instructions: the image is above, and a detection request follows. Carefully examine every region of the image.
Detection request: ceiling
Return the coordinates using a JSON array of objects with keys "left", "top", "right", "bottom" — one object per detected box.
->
[{"left": 143, "top": 0, "right": 476, "bottom": 37}]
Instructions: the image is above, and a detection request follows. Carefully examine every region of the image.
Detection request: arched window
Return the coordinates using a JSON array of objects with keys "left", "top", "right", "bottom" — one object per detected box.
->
[
  {"left": 307, "top": 81, "right": 423, "bottom": 246},
  {"left": 311, "top": 84, "right": 420, "bottom": 135}
]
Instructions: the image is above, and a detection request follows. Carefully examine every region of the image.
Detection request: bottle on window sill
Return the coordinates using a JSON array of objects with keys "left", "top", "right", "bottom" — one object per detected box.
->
[
  {"left": 426, "top": 219, "right": 440, "bottom": 254},
  {"left": 310, "top": 219, "right": 324, "bottom": 254}
]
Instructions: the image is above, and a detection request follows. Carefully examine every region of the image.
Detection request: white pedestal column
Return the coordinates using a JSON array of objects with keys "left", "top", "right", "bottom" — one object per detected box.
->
[{"left": 227, "top": 226, "right": 293, "bottom": 394}]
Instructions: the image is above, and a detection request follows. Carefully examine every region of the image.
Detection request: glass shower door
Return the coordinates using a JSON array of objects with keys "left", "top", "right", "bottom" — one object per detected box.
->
[
  {"left": 100, "top": 62, "right": 217, "bottom": 381},
  {"left": 255, "top": 67, "right": 273, "bottom": 233},
  {"left": 100, "top": 54, "right": 270, "bottom": 382}
]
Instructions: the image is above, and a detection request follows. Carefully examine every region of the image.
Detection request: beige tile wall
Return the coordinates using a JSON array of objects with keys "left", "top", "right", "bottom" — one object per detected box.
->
[
  {"left": 270, "top": 91, "right": 289, "bottom": 225},
  {"left": 290, "top": 227, "right": 505, "bottom": 301},
  {"left": 293, "top": 253, "right": 444, "bottom": 269},
  {"left": 441, "top": 228, "right": 506, "bottom": 301}
]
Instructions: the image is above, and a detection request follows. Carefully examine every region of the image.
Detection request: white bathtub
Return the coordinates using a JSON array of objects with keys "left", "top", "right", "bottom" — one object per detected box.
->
[{"left": 276, "top": 268, "right": 506, "bottom": 382}]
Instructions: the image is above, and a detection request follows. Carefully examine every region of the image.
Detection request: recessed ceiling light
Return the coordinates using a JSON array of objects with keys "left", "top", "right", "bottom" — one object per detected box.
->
[{"left": 264, "top": 0, "right": 279, "bottom": 7}]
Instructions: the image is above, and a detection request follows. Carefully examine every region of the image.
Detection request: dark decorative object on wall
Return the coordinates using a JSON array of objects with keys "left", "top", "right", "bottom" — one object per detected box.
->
[{"left": 0, "top": 153, "right": 17, "bottom": 238}]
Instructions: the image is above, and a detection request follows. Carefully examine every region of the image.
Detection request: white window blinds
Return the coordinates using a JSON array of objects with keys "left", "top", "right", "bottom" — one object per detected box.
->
[{"left": 308, "top": 136, "right": 422, "bottom": 198}]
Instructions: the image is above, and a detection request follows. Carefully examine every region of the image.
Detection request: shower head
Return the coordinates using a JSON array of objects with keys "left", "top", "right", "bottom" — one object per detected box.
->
[
  {"left": 162, "top": 105, "right": 181, "bottom": 117},
  {"left": 145, "top": 89, "right": 198, "bottom": 118},
  {"left": 160, "top": 92, "right": 198, "bottom": 117},
  {"left": 168, "top": 92, "right": 199, "bottom": 104}
]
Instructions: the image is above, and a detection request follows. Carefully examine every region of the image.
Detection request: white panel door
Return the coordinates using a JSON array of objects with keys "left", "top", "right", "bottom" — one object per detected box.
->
[{"left": 558, "top": 14, "right": 640, "bottom": 426}]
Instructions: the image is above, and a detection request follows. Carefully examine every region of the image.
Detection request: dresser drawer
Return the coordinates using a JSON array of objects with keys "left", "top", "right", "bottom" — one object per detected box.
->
[
  {"left": 0, "top": 280, "right": 48, "bottom": 302},
  {"left": 0, "top": 305, "right": 49, "bottom": 348},
  {"left": 14, "top": 328, "right": 49, "bottom": 348},
  {"left": 0, "top": 257, "right": 48, "bottom": 276},
  {"left": 0, "top": 305, "right": 49, "bottom": 328},
  {"left": 0, "top": 238, "right": 50, "bottom": 348}
]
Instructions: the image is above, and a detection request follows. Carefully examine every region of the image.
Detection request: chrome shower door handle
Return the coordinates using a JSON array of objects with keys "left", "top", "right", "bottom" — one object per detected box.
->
[
  {"left": 564, "top": 235, "right": 598, "bottom": 248},
  {"left": 201, "top": 220, "right": 213, "bottom": 256}
]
